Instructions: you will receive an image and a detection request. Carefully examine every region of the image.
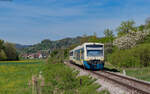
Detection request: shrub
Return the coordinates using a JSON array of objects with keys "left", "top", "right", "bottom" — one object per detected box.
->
[
  {"left": 4, "top": 42, "right": 19, "bottom": 61},
  {"left": 113, "top": 31, "right": 150, "bottom": 49},
  {"left": 104, "top": 43, "right": 114, "bottom": 60},
  {"left": 116, "top": 20, "right": 136, "bottom": 37},
  {"left": 43, "top": 61, "right": 104, "bottom": 94},
  {"left": 0, "top": 50, "right": 7, "bottom": 60},
  {"left": 43, "top": 48, "right": 109, "bottom": 94},
  {"left": 108, "top": 43, "right": 150, "bottom": 68}
]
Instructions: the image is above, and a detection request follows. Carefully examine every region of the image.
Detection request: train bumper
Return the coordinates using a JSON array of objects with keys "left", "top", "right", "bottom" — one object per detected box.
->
[{"left": 83, "top": 61, "right": 104, "bottom": 70}]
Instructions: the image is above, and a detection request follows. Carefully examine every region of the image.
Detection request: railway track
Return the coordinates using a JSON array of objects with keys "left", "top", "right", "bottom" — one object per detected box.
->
[
  {"left": 92, "top": 71, "right": 150, "bottom": 94},
  {"left": 65, "top": 61, "right": 150, "bottom": 94}
]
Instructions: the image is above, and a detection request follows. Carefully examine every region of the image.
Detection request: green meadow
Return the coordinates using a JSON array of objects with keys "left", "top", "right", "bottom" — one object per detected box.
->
[
  {"left": 105, "top": 62, "right": 150, "bottom": 82},
  {"left": 0, "top": 59, "right": 110, "bottom": 94},
  {"left": 125, "top": 67, "right": 150, "bottom": 82},
  {"left": 0, "top": 60, "right": 44, "bottom": 94}
]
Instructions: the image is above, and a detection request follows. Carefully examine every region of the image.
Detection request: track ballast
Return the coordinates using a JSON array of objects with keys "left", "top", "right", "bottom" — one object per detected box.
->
[{"left": 65, "top": 61, "right": 150, "bottom": 94}]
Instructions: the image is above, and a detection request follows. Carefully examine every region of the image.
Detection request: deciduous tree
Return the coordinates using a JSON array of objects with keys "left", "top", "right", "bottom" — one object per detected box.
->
[
  {"left": 116, "top": 20, "right": 136, "bottom": 36},
  {"left": 104, "top": 29, "right": 114, "bottom": 38},
  {"left": 88, "top": 32, "right": 100, "bottom": 42},
  {"left": 0, "top": 50, "right": 7, "bottom": 60},
  {"left": 103, "top": 29, "right": 114, "bottom": 43},
  {"left": 145, "top": 17, "right": 150, "bottom": 29},
  {"left": 4, "top": 42, "right": 19, "bottom": 60},
  {"left": 0, "top": 40, "right": 4, "bottom": 50}
]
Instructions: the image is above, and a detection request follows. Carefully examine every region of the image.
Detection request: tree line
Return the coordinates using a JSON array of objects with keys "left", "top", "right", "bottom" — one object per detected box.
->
[
  {"left": 105, "top": 18, "right": 150, "bottom": 68},
  {"left": 0, "top": 40, "right": 19, "bottom": 61},
  {"left": 77, "top": 17, "right": 150, "bottom": 68}
]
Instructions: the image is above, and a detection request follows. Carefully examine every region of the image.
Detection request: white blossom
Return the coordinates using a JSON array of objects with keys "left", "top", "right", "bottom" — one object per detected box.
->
[{"left": 113, "top": 30, "right": 150, "bottom": 49}]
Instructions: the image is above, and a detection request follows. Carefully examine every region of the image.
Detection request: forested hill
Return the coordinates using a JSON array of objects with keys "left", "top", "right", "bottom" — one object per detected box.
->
[
  {"left": 20, "top": 36, "right": 82, "bottom": 54},
  {"left": 15, "top": 44, "right": 31, "bottom": 49}
]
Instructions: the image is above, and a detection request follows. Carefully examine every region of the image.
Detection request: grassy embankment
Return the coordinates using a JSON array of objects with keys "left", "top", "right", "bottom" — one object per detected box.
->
[
  {"left": 125, "top": 37, "right": 150, "bottom": 82},
  {"left": 104, "top": 32, "right": 150, "bottom": 82},
  {"left": 105, "top": 44, "right": 150, "bottom": 82},
  {"left": 42, "top": 49, "right": 110, "bottom": 94},
  {"left": 0, "top": 60, "right": 44, "bottom": 94},
  {"left": 125, "top": 67, "right": 150, "bottom": 81},
  {"left": 105, "top": 62, "right": 150, "bottom": 82},
  {"left": 42, "top": 61, "right": 109, "bottom": 94}
]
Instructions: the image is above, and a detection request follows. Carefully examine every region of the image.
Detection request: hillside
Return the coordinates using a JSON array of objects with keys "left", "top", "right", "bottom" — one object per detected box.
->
[
  {"left": 21, "top": 37, "right": 82, "bottom": 54},
  {"left": 15, "top": 44, "right": 31, "bottom": 49}
]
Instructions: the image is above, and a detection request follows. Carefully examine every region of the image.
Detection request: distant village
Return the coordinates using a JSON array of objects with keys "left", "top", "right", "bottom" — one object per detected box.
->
[{"left": 21, "top": 50, "right": 50, "bottom": 59}]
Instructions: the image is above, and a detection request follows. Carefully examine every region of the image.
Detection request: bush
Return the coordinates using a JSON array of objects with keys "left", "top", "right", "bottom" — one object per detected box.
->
[
  {"left": 0, "top": 50, "right": 7, "bottom": 60},
  {"left": 4, "top": 43, "right": 19, "bottom": 61},
  {"left": 43, "top": 63, "right": 78, "bottom": 93},
  {"left": 0, "top": 40, "right": 19, "bottom": 61},
  {"left": 107, "top": 43, "right": 150, "bottom": 68},
  {"left": 43, "top": 61, "right": 104, "bottom": 94},
  {"left": 113, "top": 31, "right": 150, "bottom": 49},
  {"left": 104, "top": 43, "right": 114, "bottom": 60},
  {"left": 43, "top": 48, "right": 109, "bottom": 94}
]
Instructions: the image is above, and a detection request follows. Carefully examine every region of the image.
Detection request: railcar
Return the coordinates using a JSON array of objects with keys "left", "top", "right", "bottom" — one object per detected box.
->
[{"left": 69, "top": 43, "right": 104, "bottom": 70}]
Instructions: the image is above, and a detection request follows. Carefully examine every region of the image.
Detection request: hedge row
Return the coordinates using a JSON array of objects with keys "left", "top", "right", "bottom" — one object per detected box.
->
[{"left": 107, "top": 43, "right": 150, "bottom": 68}]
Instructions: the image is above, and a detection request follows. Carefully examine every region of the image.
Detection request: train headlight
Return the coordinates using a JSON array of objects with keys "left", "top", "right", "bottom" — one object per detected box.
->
[{"left": 100, "top": 57, "right": 104, "bottom": 61}]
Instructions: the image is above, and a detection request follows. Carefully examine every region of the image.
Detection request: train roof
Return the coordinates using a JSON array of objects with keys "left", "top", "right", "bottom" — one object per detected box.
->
[
  {"left": 69, "top": 49, "right": 75, "bottom": 52},
  {"left": 71, "top": 42, "right": 104, "bottom": 51},
  {"left": 73, "top": 45, "right": 82, "bottom": 51},
  {"left": 82, "top": 42, "right": 104, "bottom": 45}
]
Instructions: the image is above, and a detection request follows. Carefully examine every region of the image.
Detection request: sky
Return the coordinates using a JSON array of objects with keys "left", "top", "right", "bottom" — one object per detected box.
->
[{"left": 0, "top": 0, "right": 150, "bottom": 45}]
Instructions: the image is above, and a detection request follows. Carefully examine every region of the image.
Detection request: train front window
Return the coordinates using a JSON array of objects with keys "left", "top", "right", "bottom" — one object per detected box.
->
[
  {"left": 86, "top": 45, "right": 102, "bottom": 48},
  {"left": 87, "top": 50, "right": 103, "bottom": 56},
  {"left": 86, "top": 44, "right": 103, "bottom": 57}
]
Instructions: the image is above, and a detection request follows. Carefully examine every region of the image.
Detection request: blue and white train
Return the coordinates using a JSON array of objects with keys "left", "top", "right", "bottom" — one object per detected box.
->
[{"left": 69, "top": 43, "right": 104, "bottom": 70}]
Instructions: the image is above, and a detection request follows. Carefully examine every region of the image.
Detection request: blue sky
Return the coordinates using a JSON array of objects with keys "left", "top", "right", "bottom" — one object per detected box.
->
[{"left": 0, "top": 0, "right": 150, "bottom": 45}]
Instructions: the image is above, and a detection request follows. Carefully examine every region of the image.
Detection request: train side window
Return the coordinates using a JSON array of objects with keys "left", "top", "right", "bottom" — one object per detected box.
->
[
  {"left": 70, "top": 52, "right": 73, "bottom": 56},
  {"left": 81, "top": 48, "right": 84, "bottom": 59}
]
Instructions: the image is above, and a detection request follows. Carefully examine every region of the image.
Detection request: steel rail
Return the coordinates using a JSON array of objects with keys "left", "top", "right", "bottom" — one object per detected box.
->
[
  {"left": 65, "top": 61, "right": 150, "bottom": 94},
  {"left": 92, "top": 71, "right": 150, "bottom": 94},
  {"left": 103, "top": 71, "right": 150, "bottom": 87}
]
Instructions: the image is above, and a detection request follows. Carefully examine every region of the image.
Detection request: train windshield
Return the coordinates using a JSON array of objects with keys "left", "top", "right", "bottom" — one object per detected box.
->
[
  {"left": 87, "top": 50, "right": 103, "bottom": 56},
  {"left": 86, "top": 45, "right": 103, "bottom": 56}
]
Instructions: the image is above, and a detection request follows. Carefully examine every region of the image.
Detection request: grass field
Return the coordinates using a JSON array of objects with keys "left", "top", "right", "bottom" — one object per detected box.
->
[
  {"left": 0, "top": 60, "right": 44, "bottom": 94},
  {"left": 125, "top": 67, "right": 150, "bottom": 82},
  {"left": 0, "top": 60, "right": 42, "bottom": 65},
  {"left": 0, "top": 60, "right": 110, "bottom": 94},
  {"left": 105, "top": 62, "right": 150, "bottom": 82}
]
